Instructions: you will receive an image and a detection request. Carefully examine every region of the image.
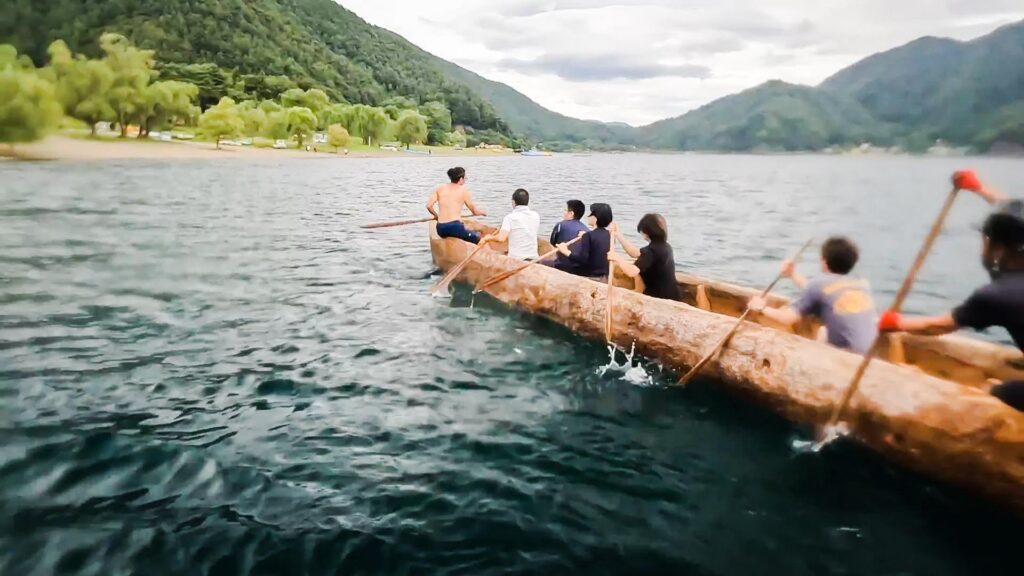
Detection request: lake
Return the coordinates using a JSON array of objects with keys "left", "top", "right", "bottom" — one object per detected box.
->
[{"left": 1, "top": 153, "right": 1022, "bottom": 575}]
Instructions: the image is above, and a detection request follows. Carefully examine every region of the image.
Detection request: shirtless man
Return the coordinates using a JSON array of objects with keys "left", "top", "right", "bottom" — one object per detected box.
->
[{"left": 426, "top": 167, "right": 488, "bottom": 244}]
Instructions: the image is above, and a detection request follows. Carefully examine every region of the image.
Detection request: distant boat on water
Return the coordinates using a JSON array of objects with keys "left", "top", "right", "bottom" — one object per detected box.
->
[{"left": 520, "top": 149, "right": 551, "bottom": 157}]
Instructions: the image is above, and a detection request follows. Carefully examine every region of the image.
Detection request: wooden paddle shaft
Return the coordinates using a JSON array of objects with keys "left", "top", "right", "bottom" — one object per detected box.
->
[
  {"left": 473, "top": 236, "right": 582, "bottom": 294},
  {"left": 361, "top": 214, "right": 477, "bottom": 229},
  {"left": 606, "top": 261, "right": 616, "bottom": 343},
  {"left": 361, "top": 216, "right": 435, "bottom": 229},
  {"left": 431, "top": 238, "right": 491, "bottom": 295},
  {"left": 678, "top": 238, "right": 815, "bottom": 385},
  {"left": 825, "top": 187, "right": 960, "bottom": 428}
]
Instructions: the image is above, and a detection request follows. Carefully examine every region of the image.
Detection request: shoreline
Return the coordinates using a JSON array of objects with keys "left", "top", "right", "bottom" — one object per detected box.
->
[
  {"left": 2, "top": 136, "right": 516, "bottom": 162},
  {"left": 4, "top": 136, "right": 1016, "bottom": 162}
]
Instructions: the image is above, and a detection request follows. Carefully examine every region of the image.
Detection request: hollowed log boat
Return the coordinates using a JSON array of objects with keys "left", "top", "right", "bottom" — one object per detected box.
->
[{"left": 429, "top": 221, "right": 1024, "bottom": 512}]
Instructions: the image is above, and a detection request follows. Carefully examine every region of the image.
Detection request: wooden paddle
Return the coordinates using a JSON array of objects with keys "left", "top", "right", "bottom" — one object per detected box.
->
[
  {"left": 431, "top": 238, "right": 491, "bottom": 296},
  {"left": 678, "top": 237, "right": 815, "bottom": 385},
  {"left": 820, "top": 186, "right": 961, "bottom": 438},
  {"left": 361, "top": 214, "right": 476, "bottom": 229},
  {"left": 605, "top": 261, "right": 616, "bottom": 343},
  {"left": 472, "top": 236, "right": 582, "bottom": 294}
]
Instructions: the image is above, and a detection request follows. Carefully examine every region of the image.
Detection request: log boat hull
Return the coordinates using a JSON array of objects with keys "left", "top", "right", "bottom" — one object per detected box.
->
[{"left": 429, "top": 222, "right": 1024, "bottom": 512}]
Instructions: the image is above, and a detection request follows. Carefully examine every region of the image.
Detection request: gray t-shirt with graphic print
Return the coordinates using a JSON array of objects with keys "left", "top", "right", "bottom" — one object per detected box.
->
[{"left": 792, "top": 273, "right": 878, "bottom": 354}]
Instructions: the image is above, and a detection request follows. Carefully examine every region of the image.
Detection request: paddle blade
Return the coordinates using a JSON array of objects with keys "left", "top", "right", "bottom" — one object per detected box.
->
[
  {"left": 431, "top": 240, "right": 489, "bottom": 296},
  {"left": 431, "top": 275, "right": 454, "bottom": 297}
]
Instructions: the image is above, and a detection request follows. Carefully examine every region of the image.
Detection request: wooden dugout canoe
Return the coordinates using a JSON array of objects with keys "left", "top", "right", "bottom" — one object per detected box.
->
[{"left": 429, "top": 221, "right": 1024, "bottom": 512}]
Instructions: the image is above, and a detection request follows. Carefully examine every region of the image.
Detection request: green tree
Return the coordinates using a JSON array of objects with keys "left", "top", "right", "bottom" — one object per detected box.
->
[
  {"left": 240, "top": 73, "right": 297, "bottom": 102},
  {"left": 419, "top": 101, "right": 452, "bottom": 145},
  {"left": 0, "top": 53, "right": 63, "bottom": 148},
  {"left": 281, "top": 87, "right": 330, "bottom": 118},
  {"left": 448, "top": 130, "right": 467, "bottom": 147},
  {"left": 351, "top": 104, "right": 389, "bottom": 146},
  {"left": 159, "top": 62, "right": 242, "bottom": 109},
  {"left": 198, "top": 96, "right": 243, "bottom": 148},
  {"left": 100, "top": 33, "right": 155, "bottom": 137},
  {"left": 136, "top": 80, "right": 198, "bottom": 137},
  {"left": 259, "top": 99, "right": 283, "bottom": 114},
  {"left": 381, "top": 95, "right": 418, "bottom": 109},
  {"left": 327, "top": 123, "right": 349, "bottom": 152},
  {"left": 45, "top": 40, "right": 114, "bottom": 136},
  {"left": 0, "top": 44, "right": 34, "bottom": 70},
  {"left": 395, "top": 110, "right": 428, "bottom": 149},
  {"left": 261, "top": 110, "right": 290, "bottom": 141},
  {"left": 320, "top": 103, "right": 354, "bottom": 133},
  {"left": 382, "top": 95, "right": 417, "bottom": 121},
  {"left": 285, "top": 106, "right": 317, "bottom": 148},
  {"left": 237, "top": 100, "right": 268, "bottom": 136}
]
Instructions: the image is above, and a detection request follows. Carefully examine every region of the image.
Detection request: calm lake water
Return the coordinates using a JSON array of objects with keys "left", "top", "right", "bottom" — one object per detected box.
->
[{"left": 1, "top": 153, "right": 1023, "bottom": 575}]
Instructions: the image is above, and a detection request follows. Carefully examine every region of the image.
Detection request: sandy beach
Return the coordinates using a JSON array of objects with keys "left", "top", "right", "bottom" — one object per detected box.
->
[{"left": 4, "top": 136, "right": 514, "bottom": 161}]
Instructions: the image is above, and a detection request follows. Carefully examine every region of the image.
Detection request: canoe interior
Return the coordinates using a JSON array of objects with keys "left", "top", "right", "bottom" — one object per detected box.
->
[{"left": 453, "top": 221, "right": 1024, "bottom": 390}]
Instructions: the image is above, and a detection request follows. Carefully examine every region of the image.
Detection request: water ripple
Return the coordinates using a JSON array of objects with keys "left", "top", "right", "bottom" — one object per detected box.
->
[{"left": 1, "top": 156, "right": 1022, "bottom": 575}]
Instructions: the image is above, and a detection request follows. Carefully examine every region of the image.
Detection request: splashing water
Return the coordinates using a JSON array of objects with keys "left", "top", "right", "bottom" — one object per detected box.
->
[
  {"left": 596, "top": 342, "right": 653, "bottom": 386},
  {"left": 791, "top": 422, "right": 851, "bottom": 453}
]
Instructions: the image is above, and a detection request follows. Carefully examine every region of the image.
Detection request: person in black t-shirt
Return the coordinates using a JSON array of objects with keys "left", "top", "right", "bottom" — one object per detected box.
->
[
  {"left": 608, "top": 213, "right": 682, "bottom": 301},
  {"left": 557, "top": 203, "right": 613, "bottom": 280},
  {"left": 878, "top": 170, "right": 1024, "bottom": 411}
]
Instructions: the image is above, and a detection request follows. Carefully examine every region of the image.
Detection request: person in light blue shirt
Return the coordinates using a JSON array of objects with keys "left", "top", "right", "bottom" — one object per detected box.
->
[{"left": 546, "top": 199, "right": 588, "bottom": 272}]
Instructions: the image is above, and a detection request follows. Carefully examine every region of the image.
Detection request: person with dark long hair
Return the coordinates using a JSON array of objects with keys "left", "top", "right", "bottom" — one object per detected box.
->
[{"left": 608, "top": 213, "right": 682, "bottom": 301}]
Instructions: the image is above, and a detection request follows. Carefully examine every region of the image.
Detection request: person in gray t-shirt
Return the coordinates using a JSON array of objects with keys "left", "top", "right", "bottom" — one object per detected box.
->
[{"left": 747, "top": 237, "right": 878, "bottom": 354}]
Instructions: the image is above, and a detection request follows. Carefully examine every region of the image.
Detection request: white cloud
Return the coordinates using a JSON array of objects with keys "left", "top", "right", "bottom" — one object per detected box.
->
[{"left": 338, "top": 0, "right": 1024, "bottom": 125}]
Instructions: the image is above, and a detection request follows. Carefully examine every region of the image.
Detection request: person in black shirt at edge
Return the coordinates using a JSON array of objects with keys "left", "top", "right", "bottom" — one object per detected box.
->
[
  {"left": 556, "top": 203, "right": 613, "bottom": 280},
  {"left": 878, "top": 169, "right": 1024, "bottom": 411},
  {"left": 607, "top": 213, "right": 682, "bottom": 301}
]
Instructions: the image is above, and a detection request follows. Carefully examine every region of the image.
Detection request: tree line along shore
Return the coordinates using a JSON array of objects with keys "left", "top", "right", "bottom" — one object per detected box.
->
[{"left": 1, "top": 33, "right": 521, "bottom": 160}]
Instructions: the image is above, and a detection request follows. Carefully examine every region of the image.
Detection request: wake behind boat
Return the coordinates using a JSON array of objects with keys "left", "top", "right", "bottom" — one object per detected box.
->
[{"left": 429, "top": 220, "right": 1024, "bottom": 513}]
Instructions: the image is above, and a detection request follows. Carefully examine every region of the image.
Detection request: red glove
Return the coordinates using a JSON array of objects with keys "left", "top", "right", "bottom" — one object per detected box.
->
[
  {"left": 878, "top": 310, "right": 903, "bottom": 332},
  {"left": 952, "top": 170, "right": 983, "bottom": 193}
]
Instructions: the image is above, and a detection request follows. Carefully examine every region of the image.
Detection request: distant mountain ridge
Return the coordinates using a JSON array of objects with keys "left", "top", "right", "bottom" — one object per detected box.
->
[
  {"left": 634, "top": 80, "right": 889, "bottom": 151},
  {"left": 819, "top": 21, "right": 1024, "bottom": 149},
  {"left": 1, "top": 0, "right": 1021, "bottom": 151}
]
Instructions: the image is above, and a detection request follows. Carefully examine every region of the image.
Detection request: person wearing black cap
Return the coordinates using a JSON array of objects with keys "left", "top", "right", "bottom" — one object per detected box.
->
[
  {"left": 879, "top": 170, "right": 1024, "bottom": 411},
  {"left": 556, "top": 202, "right": 612, "bottom": 280}
]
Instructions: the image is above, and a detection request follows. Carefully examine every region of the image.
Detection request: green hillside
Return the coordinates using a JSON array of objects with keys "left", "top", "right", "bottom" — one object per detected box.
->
[
  {"left": 430, "top": 58, "right": 637, "bottom": 149},
  {"left": 0, "top": 0, "right": 512, "bottom": 138},
  {"left": 821, "top": 20, "right": 1024, "bottom": 148},
  {"left": 636, "top": 81, "right": 888, "bottom": 151},
  {"left": 2, "top": 0, "right": 1021, "bottom": 151}
]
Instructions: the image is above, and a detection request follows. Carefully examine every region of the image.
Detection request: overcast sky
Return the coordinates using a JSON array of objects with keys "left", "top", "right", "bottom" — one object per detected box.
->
[{"left": 338, "top": 0, "right": 1024, "bottom": 126}]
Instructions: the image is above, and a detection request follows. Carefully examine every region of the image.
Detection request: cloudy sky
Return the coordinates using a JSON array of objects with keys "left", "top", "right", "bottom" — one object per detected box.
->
[{"left": 338, "top": 0, "right": 1024, "bottom": 126}]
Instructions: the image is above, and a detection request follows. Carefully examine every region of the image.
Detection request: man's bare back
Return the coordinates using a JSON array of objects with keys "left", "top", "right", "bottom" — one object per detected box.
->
[
  {"left": 426, "top": 169, "right": 486, "bottom": 222},
  {"left": 428, "top": 183, "right": 478, "bottom": 223}
]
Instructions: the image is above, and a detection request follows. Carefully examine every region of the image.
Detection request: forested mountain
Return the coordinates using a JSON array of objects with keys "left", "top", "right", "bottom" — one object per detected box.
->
[
  {"left": 2, "top": 0, "right": 1022, "bottom": 151},
  {"left": 821, "top": 20, "right": 1024, "bottom": 150},
  {"left": 0, "top": 0, "right": 513, "bottom": 140},
  {"left": 431, "top": 58, "right": 638, "bottom": 149},
  {"left": 635, "top": 81, "right": 888, "bottom": 151}
]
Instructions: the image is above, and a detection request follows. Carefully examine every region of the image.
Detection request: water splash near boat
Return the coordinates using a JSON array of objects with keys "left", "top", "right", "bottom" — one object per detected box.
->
[
  {"left": 596, "top": 342, "right": 653, "bottom": 386},
  {"left": 790, "top": 422, "right": 850, "bottom": 453}
]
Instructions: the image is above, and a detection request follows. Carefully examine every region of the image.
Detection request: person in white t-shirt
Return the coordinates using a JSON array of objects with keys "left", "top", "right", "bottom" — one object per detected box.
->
[{"left": 484, "top": 188, "right": 540, "bottom": 260}]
